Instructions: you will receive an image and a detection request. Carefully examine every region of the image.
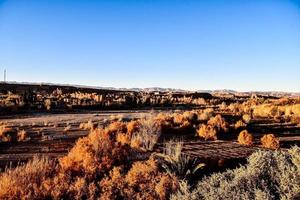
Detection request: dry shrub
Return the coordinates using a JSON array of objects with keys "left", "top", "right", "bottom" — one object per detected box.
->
[
  {"left": 172, "top": 111, "right": 196, "bottom": 125},
  {"left": 156, "top": 113, "right": 173, "bottom": 122},
  {"left": 59, "top": 128, "right": 130, "bottom": 176},
  {"left": 79, "top": 120, "right": 95, "bottom": 130},
  {"left": 228, "top": 103, "right": 244, "bottom": 114},
  {"left": 178, "top": 120, "right": 193, "bottom": 131},
  {"left": 237, "top": 130, "right": 254, "bottom": 146},
  {"left": 290, "top": 104, "right": 300, "bottom": 115},
  {"left": 291, "top": 115, "right": 300, "bottom": 127},
  {"left": 182, "top": 111, "right": 198, "bottom": 122},
  {"left": 253, "top": 104, "right": 278, "bottom": 118},
  {"left": 130, "top": 117, "right": 162, "bottom": 151},
  {"left": 197, "top": 108, "right": 214, "bottom": 121},
  {"left": 197, "top": 124, "right": 217, "bottom": 140},
  {"left": 171, "top": 111, "right": 197, "bottom": 134},
  {"left": 173, "top": 113, "right": 186, "bottom": 125},
  {"left": 0, "top": 126, "right": 17, "bottom": 142},
  {"left": 261, "top": 134, "right": 280, "bottom": 149},
  {"left": 99, "top": 158, "right": 179, "bottom": 200},
  {"left": 219, "top": 102, "right": 227, "bottom": 110},
  {"left": 197, "top": 115, "right": 229, "bottom": 141},
  {"left": 116, "top": 133, "right": 131, "bottom": 146},
  {"left": 106, "top": 121, "right": 127, "bottom": 135},
  {"left": 129, "top": 136, "right": 141, "bottom": 149},
  {"left": 234, "top": 120, "right": 247, "bottom": 129},
  {"left": 251, "top": 102, "right": 300, "bottom": 119},
  {"left": 0, "top": 125, "right": 9, "bottom": 142},
  {"left": 156, "top": 112, "right": 194, "bottom": 136},
  {"left": 207, "top": 114, "right": 229, "bottom": 133},
  {"left": 44, "top": 99, "right": 51, "bottom": 110},
  {"left": 127, "top": 120, "right": 140, "bottom": 135},
  {"left": 242, "top": 114, "right": 252, "bottom": 124},
  {"left": 17, "top": 130, "right": 29, "bottom": 142}
]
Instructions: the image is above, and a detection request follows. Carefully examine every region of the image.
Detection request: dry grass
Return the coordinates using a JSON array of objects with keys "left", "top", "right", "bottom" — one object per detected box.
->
[
  {"left": 0, "top": 156, "right": 56, "bottom": 199},
  {"left": 130, "top": 117, "right": 162, "bottom": 151}
]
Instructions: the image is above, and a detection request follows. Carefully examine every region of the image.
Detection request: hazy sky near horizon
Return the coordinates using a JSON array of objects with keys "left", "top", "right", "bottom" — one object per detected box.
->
[{"left": 0, "top": 0, "right": 300, "bottom": 92}]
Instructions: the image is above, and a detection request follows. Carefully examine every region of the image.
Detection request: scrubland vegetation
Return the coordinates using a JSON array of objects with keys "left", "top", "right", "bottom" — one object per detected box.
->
[
  {"left": 0, "top": 94, "right": 299, "bottom": 199},
  {"left": 0, "top": 120, "right": 180, "bottom": 200},
  {"left": 171, "top": 146, "right": 300, "bottom": 200}
]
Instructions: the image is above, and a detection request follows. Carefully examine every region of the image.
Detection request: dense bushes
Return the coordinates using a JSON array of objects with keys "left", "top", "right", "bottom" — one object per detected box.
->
[
  {"left": 0, "top": 157, "right": 56, "bottom": 199},
  {"left": 251, "top": 102, "right": 300, "bottom": 120},
  {"left": 0, "top": 120, "right": 180, "bottom": 200},
  {"left": 0, "top": 107, "right": 298, "bottom": 199},
  {"left": 100, "top": 158, "right": 179, "bottom": 200},
  {"left": 197, "top": 115, "right": 229, "bottom": 140},
  {"left": 59, "top": 128, "right": 130, "bottom": 176}
]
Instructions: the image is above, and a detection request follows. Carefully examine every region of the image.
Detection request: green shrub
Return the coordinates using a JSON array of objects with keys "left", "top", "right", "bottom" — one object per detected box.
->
[{"left": 171, "top": 146, "right": 300, "bottom": 200}]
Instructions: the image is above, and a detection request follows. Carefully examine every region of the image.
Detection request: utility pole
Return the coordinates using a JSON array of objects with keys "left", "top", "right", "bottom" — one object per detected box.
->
[{"left": 4, "top": 69, "right": 6, "bottom": 82}]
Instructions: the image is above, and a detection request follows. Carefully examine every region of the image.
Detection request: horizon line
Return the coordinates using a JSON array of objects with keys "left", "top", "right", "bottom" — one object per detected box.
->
[{"left": 1, "top": 81, "right": 299, "bottom": 95}]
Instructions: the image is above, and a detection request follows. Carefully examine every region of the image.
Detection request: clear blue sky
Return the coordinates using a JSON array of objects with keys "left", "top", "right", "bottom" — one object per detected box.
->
[{"left": 0, "top": 0, "right": 299, "bottom": 92}]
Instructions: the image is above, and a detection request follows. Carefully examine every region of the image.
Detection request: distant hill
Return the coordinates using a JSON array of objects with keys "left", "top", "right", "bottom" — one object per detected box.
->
[{"left": 0, "top": 81, "right": 299, "bottom": 97}]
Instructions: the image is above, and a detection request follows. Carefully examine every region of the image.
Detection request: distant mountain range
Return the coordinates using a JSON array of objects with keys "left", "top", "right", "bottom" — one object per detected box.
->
[{"left": 1, "top": 81, "right": 299, "bottom": 97}]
